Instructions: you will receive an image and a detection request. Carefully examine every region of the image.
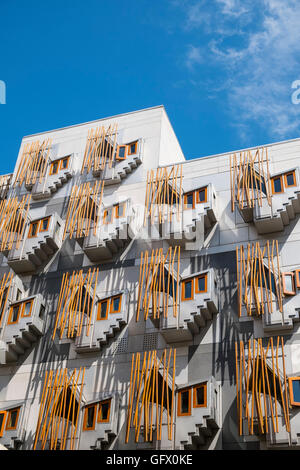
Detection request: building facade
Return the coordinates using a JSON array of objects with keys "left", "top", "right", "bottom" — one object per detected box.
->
[{"left": 0, "top": 105, "right": 299, "bottom": 450}]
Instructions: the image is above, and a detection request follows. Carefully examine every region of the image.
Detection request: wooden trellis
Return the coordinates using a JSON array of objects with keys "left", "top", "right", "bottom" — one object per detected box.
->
[
  {"left": 125, "top": 348, "right": 176, "bottom": 444},
  {"left": 136, "top": 246, "right": 181, "bottom": 321},
  {"left": 144, "top": 165, "right": 183, "bottom": 226},
  {"left": 33, "top": 366, "right": 85, "bottom": 450},
  {"left": 81, "top": 124, "right": 118, "bottom": 174},
  {"left": 14, "top": 139, "right": 52, "bottom": 187},
  {"left": 63, "top": 181, "right": 104, "bottom": 240},
  {"left": 235, "top": 337, "right": 290, "bottom": 436},
  {"left": 0, "top": 174, "right": 12, "bottom": 200},
  {"left": 236, "top": 240, "right": 283, "bottom": 317},
  {"left": 52, "top": 268, "right": 99, "bottom": 340},
  {"left": 230, "top": 147, "right": 272, "bottom": 212},
  {"left": 0, "top": 194, "right": 31, "bottom": 252},
  {"left": 0, "top": 272, "right": 14, "bottom": 327}
]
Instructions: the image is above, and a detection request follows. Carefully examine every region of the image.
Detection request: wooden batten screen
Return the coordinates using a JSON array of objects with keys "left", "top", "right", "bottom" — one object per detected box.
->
[
  {"left": 0, "top": 194, "right": 31, "bottom": 252},
  {"left": 63, "top": 181, "right": 104, "bottom": 240},
  {"left": 52, "top": 268, "right": 99, "bottom": 340},
  {"left": 0, "top": 272, "right": 14, "bottom": 327},
  {"left": 0, "top": 174, "right": 12, "bottom": 200},
  {"left": 81, "top": 124, "right": 118, "bottom": 174},
  {"left": 230, "top": 147, "right": 271, "bottom": 212},
  {"left": 14, "top": 139, "right": 52, "bottom": 188},
  {"left": 235, "top": 337, "right": 290, "bottom": 436},
  {"left": 236, "top": 240, "right": 283, "bottom": 317},
  {"left": 136, "top": 246, "right": 181, "bottom": 321},
  {"left": 125, "top": 348, "right": 176, "bottom": 444},
  {"left": 33, "top": 367, "right": 85, "bottom": 450},
  {"left": 144, "top": 165, "right": 183, "bottom": 226}
]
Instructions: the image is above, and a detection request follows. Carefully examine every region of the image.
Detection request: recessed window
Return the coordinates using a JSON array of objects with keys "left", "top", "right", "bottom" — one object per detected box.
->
[
  {"left": 22, "top": 300, "right": 33, "bottom": 318},
  {"left": 6, "top": 407, "right": 20, "bottom": 430},
  {"left": 296, "top": 269, "right": 300, "bottom": 289},
  {"left": 284, "top": 171, "right": 296, "bottom": 188},
  {"left": 28, "top": 217, "right": 51, "bottom": 238},
  {"left": 7, "top": 300, "right": 33, "bottom": 324},
  {"left": 271, "top": 175, "right": 283, "bottom": 194},
  {"left": 182, "top": 279, "right": 194, "bottom": 301},
  {"left": 103, "top": 208, "right": 113, "bottom": 225},
  {"left": 97, "top": 399, "right": 111, "bottom": 423},
  {"left": 116, "top": 145, "right": 127, "bottom": 161},
  {"left": 195, "top": 274, "right": 207, "bottom": 294},
  {"left": 83, "top": 404, "right": 96, "bottom": 431},
  {"left": 115, "top": 202, "right": 126, "bottom": 219},
  {"left": 97, "top": 300, "right": 109, "bottom": 321},
  {"left": 196, "top": 187, "right": 207, "bottom": 204},
  {"left": 50, "top": 161, "right": 59, "bottom": 175},
  {"left": 282, "top": 272, "right": 295, "bottom": 295},
  {"left": 193, "top": 383, "right": 207, "bottom": 408},
  {"left": 50, "top": 156, "right": 70, "bottom": 175},
  {"left": 8, "top": 305, "right": 21, "bottom": 325},
  {"left": 177, "top": 389, "right": 191, "bottom": 416},
  {"left": 110, "top": 295, "right": 122, "bottom": 313},
  {"left": 183, "top": 192, "right": 195, "bottom": 210},
  {"left": 289, "top": 377, "right": 300, "bottom": 406},
  {"left": 29, "top": 221, "right": 39, "bottom": 238},
  {"left": 127, "top": 141, "right": 138, "bottom": 155},
  {"left": 0, "top": 411, "right": 6, "bottom": 437}
]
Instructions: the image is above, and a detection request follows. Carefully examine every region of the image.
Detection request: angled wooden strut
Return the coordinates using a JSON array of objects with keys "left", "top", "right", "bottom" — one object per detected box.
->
[
  {"left": 143, "top": 165, "right": 183, "bottom": 226},
  {"left": 14, "top": 139, "right": 52, "bottom": 188},
  {"left": 0, "top": 194, "right": 31, "bottom": 252},
  {"left": 230, "top": 147, "right": 271, "bottom": 213},
  {"left": 52, "top": 267, "right": 99, "bottom": 340},
  {"left": 125, "top": 348, "right": 176, "bottom": 444},
  {"left": 236, "top": 240, "right": 283, "bottom": 317},
  {"left": 33, "top": 366, "right": 85, "bottom": 450},
  {"left": 81, "top": 123, "right": 118, "bottom": 174},
  {"left": 136, "top": 246, "right": 181, "bottom": 321},
  {"left": 235, "top": 337, "right": 290, "bottom": 437},
  {"left": 63, "top": 181, "right": 104, "bottom": 240},
  {"left": 0, "top": 272, "right": 14, "bottom": 328}
]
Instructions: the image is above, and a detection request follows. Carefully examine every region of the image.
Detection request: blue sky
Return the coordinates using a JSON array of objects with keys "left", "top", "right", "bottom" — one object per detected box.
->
[{"left": 0, "top": 0, "right": 300, "bottom": 174}]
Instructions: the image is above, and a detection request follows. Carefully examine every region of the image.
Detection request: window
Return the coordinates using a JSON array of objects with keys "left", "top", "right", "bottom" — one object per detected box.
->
[
  {"left": 49, "top": 156, "right": 70, "bottom": 175},
  {"left": 271, "top": 175, "right": 283, "bottom": 194},
  {"left": 97, "top": 399, "right": 111, "bottom": 423},
  {"left": 296, "top": 269, "right": 300, "bottom": 289},
  {"left": 110, "top": 295, "right": 122, "bottom": 313},
  {"left": 181, "top": 279, "right": 194, "bottom": 301},
  {"left": 196, "top": 187, "right": 207, "bottom": 204},
  {"left": 193, "top": 383, "right": 207, "bottom": 408},
  {"left": 97, "top": 299, "right": 109, "bottom": 321},
  {"left": 103, "top": 208, "right": 113, "bottom": 225},
  {"left": 7, "top": 305, "right": 21, "bottom": 324},
  {"left": 116, "top": 145, "right": 127, "bottom": 161},
  {"left": 104, "top": 203, "right": 126, "bottom": 223},
  {"left": 7, "top": 299, "right": 33, "bottom": 325},
  {"left": 183, "top": 192, "right": 195, "bottom": 210},
  {"left": 284, "top": 170, "right": 296, "bottom": 188},
  {"left": 127, "top": 141, "right": 138, "bottom": 155},
  {"left": 282, "top": 272, "right": 295, "bottom": 295},
  {"left": 289, "top": 377, "right": 300, "bottom": 406},
  {"left": 22, "top": 300, "right": 33, "bottom": 318},
  {"left": 83, "top": 404, "right": 96, "bottom": 431},
  {"left": 6, "top": 407, "right": 20, "bottom": 430},
  {"left": 28, "top": 217, "right": 51, "bottom": 238},
  {"left": 39, "top": 305, "right": 45, "bottom": 320},
  {"left": 115, "top": 202, "right": 126, "bottom": 219},
  {"left": 0, "top": 411, "right": 7, "bottom": 437},
  {"left": 177, "top": 388, "right": 191, "bottom": 416},
  {"left": 195, "top": 274, "right": 207, "bottom": 294}
]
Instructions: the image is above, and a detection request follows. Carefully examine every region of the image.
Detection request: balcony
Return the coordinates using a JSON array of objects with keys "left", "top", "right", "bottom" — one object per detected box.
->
[
  {"left": 30, "top": 154, "right": 74, "bottom": 200},
  {"left": 0, "top": 402, "right": 27, "bottom": 450},
  {"left": 0, "top": 294, "right": 45, "bottom": 363},
  {"left": 175, "top": 377, "right": 221, "bottom": 450},
  {"left": 79, "top": 394, "right": 120, "bottom": 450},
  {"left": 83, "top": 199, "right": 134, "bottom": 262},
  {"left": 150, "top": 269, "right": 218, "bottom": 343},
  {"left": 7, "top": 212, "right": 64, "bottom": 273}
]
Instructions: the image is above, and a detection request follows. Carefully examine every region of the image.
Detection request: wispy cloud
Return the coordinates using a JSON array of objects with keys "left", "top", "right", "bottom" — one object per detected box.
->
[{"left": 185, "top": 45, "right": 203, "bottom": 69}]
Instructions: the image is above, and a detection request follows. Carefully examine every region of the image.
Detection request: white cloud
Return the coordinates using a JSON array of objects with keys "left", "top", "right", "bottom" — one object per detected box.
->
[{"left": 185, "top": 45, "right": 203, "bottom": 69}]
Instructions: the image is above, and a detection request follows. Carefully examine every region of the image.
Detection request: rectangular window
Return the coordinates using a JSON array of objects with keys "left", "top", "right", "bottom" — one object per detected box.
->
[
  {"left": 28, "top": 217, "right": 51, "bottom": 238},
  {"left": 295, "top": 269, "right": 300, "bottom": 289},
  {"left": 183, "top": 192, "right": 195, "bottom": 210},
  {"left": 127, "top": 141, "right": 138, "bottom": 155},
  {"left": 282, "top": 272, "right": 295, "bottom": 295},
  {"left": 195, "top": 274, "right": 207, "bottom": 294},
  {"left": 50, "top": 161, "right": 59, "bottom": 175},
  {"left": 6, "top": 407, "right": 20, "bottom": 430},
  {"left": 21, "top": 300, "right": 33, "bottom": 318},
  {"left": 39, "top": 217, "right": 50, "bottom": 232},
  {"left": 196, "top": 187, "right": 207, "bottom": 204},
  {"left": 97, "top": 399, "right": 111, "bottom": 423},
  {"left": 177, "top": 388, "right": 191, "bottom": 416},
  {"left": 271, "top": 175, "right": 283, "bottom": 194},
  {"left": 103, "top": 208, "right": 113, "bottom": 225},
  {"left": 110, "top": 295, "right": 122, "bottom": 313},
  {"left": 83, "top": 404, "right": 96, "bottom": 431},
  {"left": 193, "top": 383, "right": 207, "bottom": 408},
  {"left": 0, "top": 411, "right": 7, "bottom": 437},
  {"left": 7, "top": 304, "right": 21, "bottom": 325},
  {"left": 61, "top": 157, "right": 69, "bottom": 170},
  {"left": 115, "top": 202, "right": 126, "bottom": 219},
  {"left": 284, "top": 170, "right": 296, "bottom": 188},
  {"left": 181, "top": 279, "right": 194, "bottom": 301},
  {"left": 50, "top": 156, "right": 70, "bottom": 175},
  {"left": 289, "top": 377, "right": 300, "bottom": 406},
  {"left": 116, "top": 145, "right": 127, "bottom": 161},
  {"left": 97, "top": 300, "right": 109, "bottom": 321},
  {"left": 28, "top": 221, "right": 39, "bottom": 238}
]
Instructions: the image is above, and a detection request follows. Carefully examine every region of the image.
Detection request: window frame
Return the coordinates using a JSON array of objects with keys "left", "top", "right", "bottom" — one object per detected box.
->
[
  {"left": 284, "top": 170, "right": 296, "bottom": 188},
  {"left": 181, "top": 278, "right": 194, "bottom": 301},
  {"left": 39, "top": 217, "right": 51, "bottom": 233},
  {"left": 97, "top": 299, "right": 109, "bottom": 321},
  {"left": 97, "top": 399, "right": 111, "bottom": 423},
  {"left": 183, "top": 192, "right": 195, "bottom": 210},
  {"left": 193, "top": 383, "right": 207, "bottom": 408},
  {"left": 21, "top": 299, "right": 33, "bottom": 318},
  {"left": 103, "top": 207, "right": 113, "bottom": 225},
  {"left": 196, "top": 187, "right": 208, "bottom": 204},
  {"left": 5, "top": 407, "right": 20, "bottom": 431},
  {"left": 177, "top": 388, "right": 192, "bottom": 417},
  {"left": 28, "top": 217, "right": 51, "bottom": 238},
  {"left": 282, "top": 272, "right": 296, "bottom": 295},
  {"left": 295, "top": 269, "right": 300, "bottom": 289},
  {"left": 127, "top": 141, "right": 138, "bottom": 156},
  {"left": 116, "top": 145, "right": 128, "bottom": 161},
  {"left": 109, "top": 295, "right": 122, "bottom": 314},
  {"left": 82, "top": 404, "right": 97, "bottom": 431},
  {"left": 288, "top": 377, "right": 300, "bottom": 406},
  {"left": 195, "top": 274, "right": 207, "bottom": 294},
  {"left": 49, "top": 156, "right": 70, "bottom": 175},
  {"left": 0, "top": 411, "right": 7, "bottom": 437},
  {"left": 114, "top": 202, "right": 126, "bottom": 219},
  {"left": 7, "top": 303, "right": 22, "bottom": 325},
  {"left": 271, "top": 175, "right": 284, "bottom": 194}
]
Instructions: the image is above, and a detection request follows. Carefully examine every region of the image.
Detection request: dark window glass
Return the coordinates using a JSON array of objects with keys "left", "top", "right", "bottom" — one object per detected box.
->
[
  {"left": 61, "top": 158, "right": 68, "bottom": 169},
  {"left": 292, "top": 380, "right": 300, "bottom": 403},
  {"left": 10, "top": 305, "right": 19, "bottom": 323},
  {"left": 23, "top": 301, "right": 32, "bottom": 317},
  {"left": 86, "top": 406, "right": 95, "bottom": 428},
  {"left": 0, "top": 413, "right": 5, "bottom": 431},
  {"left": 111, "top": 296, "right": 120, "bottom": 312},
  {"left": 0, "top": 288, "right": 8, "bottom": 317},
  {"left": 30, "top": 222, "right": 38, "bottom": 237},
  {"left": 118, "top": 146, "right": 126, "bottom": 159},
  {"left": 99, "top": 402, "right": 110, "bottom": 421},
  {"left": 52, "top": 162, "right": 58, "bottom": 174},
  {"left": 286, "top": 172, "right": 295, "bottom": 186},
  {"left": 180, "top": 391, "right": 190, "bottom": 414},
  {"left": 195, "top": 386, "right": 205, "bottom": 406},
  {"left": 41, "top": 218, "right": 49, "bottom": 231},
  {"left": 7, "top": 408, "right": 19, "bottom": 429},
  {"left": 273, "top": 176, "right": 282, "bottom": 193},
  {"left": 39, "top": 305, "right": 45, "bottom": 320},
  {"left": 197, "top": 276, "right": 206, "bottom": 292},
  {"left": 99, "top": 301, "right": 108, "bottom": 319},
  {"left": 184, "top": 280, "right": 192, "bottom": 299},
  {"left": 185, "top": 193, "right": 194, "bottom": 208},
  {"left": 16, "top": 289, "right": 22, "bottom": 301},
  {"left": 129, "top": 143, "right": 137, "bottom": 154},
  {"left": 197, "top": 189, "right": 206, "bottom": 202}
]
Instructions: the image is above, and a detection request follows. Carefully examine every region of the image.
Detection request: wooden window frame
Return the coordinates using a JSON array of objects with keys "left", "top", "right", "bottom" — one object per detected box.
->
[
  {"left": 127, "top": 141, "right": 138, "bottom": 156},
  {"left": 5, "top": 407, "right": 20, "bottom": 431},
  {"left": 196, "top": 187, "right": 208, "bottom": 204},
  {"left": 82, "top": 404, "right": 97, "bottom": 431},
  {"left": 97, "top": 299, "right": 109, "bottom": 321},
  {"left": 0, "top": 411, "right": 7, "bottom": 437},
  {"left": 288, "top": 377, "right": 300, "bottom": 406},
  {"left": 195, "top": 274, "right": 207, "bottom": 294},
  {"left": 7, "top": 304, "right": 22, "bottom": 325},
  {"left": 177, "top": 388, "right": 192, "bottom": 417},
  {"left": 50, "top": 156, "right": 70, "bottom": 175},
  {"left": 114, "top": 202, "right": 126, "bottom": 219},
  {"left": 295, "top": 269, "right": 300, "bottom": 289},
  {"left": 39, "top": 217, "right": 51, "bottom": 233},
  {"left": 60, "top": 156, "right": 70, "bottom": 170},
  {"left": 193, "top": 383, "right": 207, "bottom": 408},
  {"left": 28, "top": 221, "right": 39, "bottom": 238},
  {"left": 103, "top": 208, "right": 113, "bottom": 225},
  {"left": 271, "top": 175, "right": 284, "bottom": 194},
  {"left": 97, "top": 399, "right": 111, "bottom": 423},
  {"left": 28, "top": 217, "right": 51, "bottom": 238},
  {"left": 49, "top": 161, "right": 59, "bottom": 176},
  {"left": 181, "top": 278, "right": 194, "bottom": 301},
  {"left": 116, "top": 145, "right": 128, "bottom": 161},
  {"left": 109, "top": 295, "right": 122, "bottom": 314},
  {"left": 21, "top": 299, "right": 33, "bottom": 318},
  {"left": 284, "top": 170, "right": 296, "bottom": 188},
  {"left": 282, "top": 272, "right": 296, "bottom": 295},
  {"left": 183, "top": 192, "right": 195, "bottom": 210}
]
